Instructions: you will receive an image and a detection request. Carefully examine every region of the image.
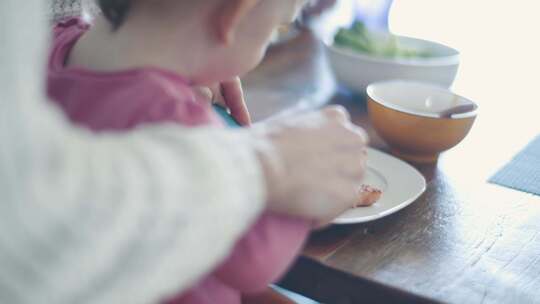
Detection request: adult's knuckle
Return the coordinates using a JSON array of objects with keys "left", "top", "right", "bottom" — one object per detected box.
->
[
  {"left": 323, "top": 105, "right": 351, "bottom": 122},
  {"left": 347, "top": 125, "right": 369, "bottom": 144}
]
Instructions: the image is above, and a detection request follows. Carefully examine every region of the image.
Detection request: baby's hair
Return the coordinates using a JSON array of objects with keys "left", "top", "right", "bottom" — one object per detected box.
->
[{"left": 97, "top": 0, "right": 132, "bottom": 29}]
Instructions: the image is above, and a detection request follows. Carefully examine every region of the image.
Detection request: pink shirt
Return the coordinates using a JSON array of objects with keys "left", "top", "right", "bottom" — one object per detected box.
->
[{"left": 47, "top": 19, "right": 310, "bottom": 304}]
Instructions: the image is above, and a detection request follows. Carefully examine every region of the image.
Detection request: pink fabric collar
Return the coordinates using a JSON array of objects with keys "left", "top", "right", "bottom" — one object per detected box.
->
[{"left": 49, "top": 18, "right": 192, "bottom": 86}]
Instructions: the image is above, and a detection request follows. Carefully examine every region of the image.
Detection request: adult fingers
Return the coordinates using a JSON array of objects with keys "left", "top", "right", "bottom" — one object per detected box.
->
[{"left": 322, "top": 105, "right": 351, "bottom": 124}]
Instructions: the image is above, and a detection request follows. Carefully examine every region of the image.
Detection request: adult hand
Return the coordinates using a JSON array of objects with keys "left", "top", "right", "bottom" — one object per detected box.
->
[{"left": 253, "top": 106, "right": 369, "bottom": 226}]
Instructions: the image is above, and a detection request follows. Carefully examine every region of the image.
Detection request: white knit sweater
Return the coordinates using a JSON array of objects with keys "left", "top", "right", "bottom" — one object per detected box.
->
[{"left": 0, "top": 1, "right": 265, "bottom": 303}]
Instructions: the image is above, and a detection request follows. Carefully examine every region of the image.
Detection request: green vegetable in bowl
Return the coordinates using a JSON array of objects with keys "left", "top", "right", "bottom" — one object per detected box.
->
[{"left": 334, "top": 21, "right": 433, "bottom": 59}]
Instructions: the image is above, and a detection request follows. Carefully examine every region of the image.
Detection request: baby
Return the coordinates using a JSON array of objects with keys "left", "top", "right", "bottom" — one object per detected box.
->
[{"left": 48, "top": 0, "right": 310, "bottom": 303}]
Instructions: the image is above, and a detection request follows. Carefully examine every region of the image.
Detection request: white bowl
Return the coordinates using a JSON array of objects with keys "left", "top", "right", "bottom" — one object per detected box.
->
[{"left": 325, "top": 32, "right": 460, "bottom": 94}]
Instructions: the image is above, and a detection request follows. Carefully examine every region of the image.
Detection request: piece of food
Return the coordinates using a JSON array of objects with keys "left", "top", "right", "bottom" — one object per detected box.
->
[
  {"left": 334, "top": 21, "right": 433, "bottom": 59},
  {"left": 355, "top": 185, "right": 382, "bottom": 208}
]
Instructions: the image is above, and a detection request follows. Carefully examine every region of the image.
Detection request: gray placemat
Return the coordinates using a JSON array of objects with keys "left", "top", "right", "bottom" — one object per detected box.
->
[{"left": 489, "top": 135, "right": 540, "bottom": 195}]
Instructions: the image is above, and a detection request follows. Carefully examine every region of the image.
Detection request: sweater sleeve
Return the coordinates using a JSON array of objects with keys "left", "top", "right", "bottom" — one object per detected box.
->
[{"left": 0, "top": 1, "right": 265, "bottom": 304}]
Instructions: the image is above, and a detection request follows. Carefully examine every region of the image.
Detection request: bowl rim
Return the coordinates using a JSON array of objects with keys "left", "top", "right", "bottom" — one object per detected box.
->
[
  {"left": 324, "top": 34, "right": 461, "bottom": 67},
  {"left": 366, "top": 80, "right": 478, "bottom": 120}
]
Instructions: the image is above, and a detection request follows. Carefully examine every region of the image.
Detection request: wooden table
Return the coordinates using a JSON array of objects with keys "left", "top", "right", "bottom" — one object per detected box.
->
[{"left": 244, "top": 29, "right": 540, "bottom": 304}]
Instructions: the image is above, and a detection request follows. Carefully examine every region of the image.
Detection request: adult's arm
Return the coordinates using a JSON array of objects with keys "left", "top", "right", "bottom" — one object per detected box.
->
[{"left": 0, "top": 1, "right": 265, "bottom": 303}]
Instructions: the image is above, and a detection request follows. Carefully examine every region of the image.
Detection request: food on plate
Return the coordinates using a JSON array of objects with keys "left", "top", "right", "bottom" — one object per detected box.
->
[
  {"left": 355, "top": 185, "right": 382, "bottom": 208},
  {"left": 334, "top": 21, "right": 433, "bottom": 59}
]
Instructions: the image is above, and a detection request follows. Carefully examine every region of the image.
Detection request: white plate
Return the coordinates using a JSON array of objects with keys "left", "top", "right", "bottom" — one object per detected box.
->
[{"left": 333, "top": 148, "right": 426, "bottom": 224}]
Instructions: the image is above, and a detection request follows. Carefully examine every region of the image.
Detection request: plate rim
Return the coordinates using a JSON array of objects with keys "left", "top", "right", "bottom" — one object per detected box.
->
[{"left": 332, "top": 148, "right": 427, "bottom": 224}]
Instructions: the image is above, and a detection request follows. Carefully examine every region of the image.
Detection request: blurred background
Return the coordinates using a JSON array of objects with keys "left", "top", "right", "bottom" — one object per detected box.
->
[
  {"left": 323, "top": 0, "right": 539, "bottom": 131},
  {"left": 391, "top": 0, "right": 539, "bottom": 138},
  {"left": 392, "top": 0, "right": 539, "bottom": 187},
  {"left": 48, "top": 0, "right": 539, "bottom": 186},
  {"left": 316, "top": 0, "right": 540, "bottom": 187}
]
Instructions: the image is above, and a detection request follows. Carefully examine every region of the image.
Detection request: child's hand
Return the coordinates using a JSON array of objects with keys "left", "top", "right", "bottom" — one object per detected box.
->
[
  {"left": 220, "top": 78, "right": 251, "bottom": 126},
  {"left": 193, "top": 77, "right": 252, "bottom": 126}
]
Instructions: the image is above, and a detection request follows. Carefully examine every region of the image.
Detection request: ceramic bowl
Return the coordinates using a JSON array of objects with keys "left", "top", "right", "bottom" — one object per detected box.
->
[
  {"left": 367, "top": 80, "right": 478, "bottom": 163},
  {"left": 325, "top": 32, "right": 460, "bottom": 94}
]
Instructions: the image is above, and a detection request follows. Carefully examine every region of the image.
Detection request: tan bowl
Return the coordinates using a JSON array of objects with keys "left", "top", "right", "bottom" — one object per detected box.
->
[{"left": 367, "top": 80, "right": 478, "bottom": 163}]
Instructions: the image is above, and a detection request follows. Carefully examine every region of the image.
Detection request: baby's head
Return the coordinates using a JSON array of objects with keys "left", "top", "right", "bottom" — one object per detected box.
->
[{"left": 95, "top": 0, "right": 306, "bottom": 84}]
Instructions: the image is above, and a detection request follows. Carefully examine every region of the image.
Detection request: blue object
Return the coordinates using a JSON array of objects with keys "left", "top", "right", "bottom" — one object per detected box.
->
[
  {"left": 489, "top": 135, "right": 540, "bottom": 196},
  {"left": 213, "top": 104, "right": 241, "bottom": 128},
  {"left": 271, "top": 285, "right": 320, "bottom": 304}
]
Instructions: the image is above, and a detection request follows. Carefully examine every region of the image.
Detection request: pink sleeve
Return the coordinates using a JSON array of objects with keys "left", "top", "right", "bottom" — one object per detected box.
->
[
  {"left": 139, "top": 92, "right": 312, "bottom": 294},
  {"left": 165, "top": 275, "right": 240, "bottom": 304},
  {"left": 214, "top": 213, "right": 311, "bottom": 294},
  {"left": 133, "top": 93, "right": 222, "bottom": 128}
]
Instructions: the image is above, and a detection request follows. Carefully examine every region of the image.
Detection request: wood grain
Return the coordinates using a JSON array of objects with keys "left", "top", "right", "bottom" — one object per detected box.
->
[
  {"left": 243, "top": 27, "right": 540, "bottom": 304},
  {"left": 303, "top": 92, "right": 540, "bottom": 303}
]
